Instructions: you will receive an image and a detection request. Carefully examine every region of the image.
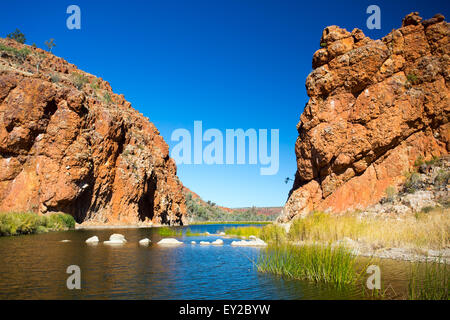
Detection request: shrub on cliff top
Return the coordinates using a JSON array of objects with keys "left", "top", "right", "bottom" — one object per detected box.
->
[{"left": 6, "top": 29, "right": 26, "bottom": 44}]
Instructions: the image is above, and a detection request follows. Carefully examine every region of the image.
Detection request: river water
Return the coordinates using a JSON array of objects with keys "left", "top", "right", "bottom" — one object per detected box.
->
[{"left": 0, "top": 224, "right": 414, "bottom": 299}]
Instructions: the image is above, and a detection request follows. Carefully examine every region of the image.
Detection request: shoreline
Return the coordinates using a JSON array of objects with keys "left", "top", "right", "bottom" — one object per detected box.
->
[
  {"left": 75, "top": 220, "right": 273, "bottom": 229},
  {"left": 290, "top": 239, "right": 450, "bottom": 264}
]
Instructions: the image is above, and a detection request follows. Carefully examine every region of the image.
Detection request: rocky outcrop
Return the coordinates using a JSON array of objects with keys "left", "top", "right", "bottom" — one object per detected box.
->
[
  {"left": 0, "top": 38, "right": 186, "bottom": 225},
  {"left": 279, "top": 13, "right": 449, "bottom": 222}
]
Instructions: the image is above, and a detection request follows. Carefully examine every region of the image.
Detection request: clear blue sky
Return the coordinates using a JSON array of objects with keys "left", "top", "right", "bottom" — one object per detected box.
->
[{"left": 1, "top": 0, "right": 448, "bottom": 207}]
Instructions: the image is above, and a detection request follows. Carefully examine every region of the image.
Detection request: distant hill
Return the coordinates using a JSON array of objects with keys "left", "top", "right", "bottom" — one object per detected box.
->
[{"left": 182, "top": 186, "right": 281, "bottom": 222}]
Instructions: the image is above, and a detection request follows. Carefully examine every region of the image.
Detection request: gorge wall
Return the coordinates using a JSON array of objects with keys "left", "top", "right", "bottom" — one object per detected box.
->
[
  {"left": 279, "top": 13, "right": 449, "bottom": 222},
  {"left": 0, "top": 38, "right": 186, "bottom": 225}
]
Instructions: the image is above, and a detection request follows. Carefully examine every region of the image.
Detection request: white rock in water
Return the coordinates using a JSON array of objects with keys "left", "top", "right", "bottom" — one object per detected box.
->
[
  {"left": 104, "top": 239, "right": 125, "bottom": 245},
  {"left": 200, "top": 241, "right": 210, "bottom": 245},
  {"left": 60, "top": 240, "right": 71, "bottom": 243},
  {"left": 157, "top": 238, "right": 183, "bottom": 245},
  {"left": 139, "top": 238, "right": 151, "bottom": 246},
  {"left": 85, "top": 236, "right": 99, "bottom": 243},
  {"left": 231, "top": 238, "right": 267, "bottom": 247},
  {"left": 249, "top": 235, "right": 257, "bottom": 240},
  {"left": 211, "top": 239, "right": 224, "bottom": 245},
  {"left": 218, "top": 232, "right": 226, "bottom": 236},
  {"left": 191, "top": 241, "right": 196, "bottom": 244},
  {"left": 109, "top": 234, "right": 127, "bottom": 242}
]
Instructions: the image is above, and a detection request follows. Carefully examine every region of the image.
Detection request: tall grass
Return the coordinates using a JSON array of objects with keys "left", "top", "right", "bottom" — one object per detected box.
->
[
  {"left": 157, "top": 227, "right": 182, "bottom": 237},
  {"left": 408, "top": 259, "right": 449, "bottom": 300},
  {"left": 0, "top": 212, "right": 75, "bottom": 236},
  {"left": 184, "top": 228, "right": 205, "bottom": 237},
  {"left": 257, "top": 244, "right": 361, "bottom": 288},
  {"left": 259, "top": 224, "right": 287, "bottom": 244},
  {"left": 224, "top": 226, "right": 262, "bottom": 238},
  {"left": 287, "top": 209, "right": 449, "bottom": 250},
  {"left": 222, "top": 224, "right": 287, "bottom": 243}
]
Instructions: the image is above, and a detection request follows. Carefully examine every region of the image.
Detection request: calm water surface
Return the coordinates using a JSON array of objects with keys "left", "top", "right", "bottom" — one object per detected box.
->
[{"left": 0, "top": 224, "right": 413, "bottom": 299}]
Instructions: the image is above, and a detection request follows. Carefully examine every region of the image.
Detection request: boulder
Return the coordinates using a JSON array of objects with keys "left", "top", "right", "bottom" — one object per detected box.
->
[
  {"left": 157, "top": 238, "right": 183, "bottom": 245},
  {"left": 231, "top": 238, "right": 268, "bottom": 247},
  {"left": 211, "top": 239, "right": 224, "bottom": 245},
  {"left": 109, "top": 234, "right": 127, "bottom": 242},
  {"left": 139, "top": 238, "right": 151, "bottom": 246},
  {"left": 85, "top": 236, "right": 99, "bottom": 243},
  {"left": 104, "top": 239, "right": 125, "bottom": 245}
]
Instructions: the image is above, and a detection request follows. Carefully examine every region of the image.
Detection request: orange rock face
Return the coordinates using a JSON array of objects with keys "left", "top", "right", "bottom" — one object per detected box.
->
[
  {"left": 279, "top": 13, "right": 449, "bottom": 222},
  {"left": 0, "top": 38, "right": 186, "bottom": 225}
]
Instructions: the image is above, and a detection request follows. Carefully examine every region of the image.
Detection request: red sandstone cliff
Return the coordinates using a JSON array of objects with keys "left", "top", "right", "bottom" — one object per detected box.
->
[
  {"left": 279, "top": 13, "right": 449, "bottom": 222},
  {"left": 0, "top": 38, "right": 186, "bottom": 225}
]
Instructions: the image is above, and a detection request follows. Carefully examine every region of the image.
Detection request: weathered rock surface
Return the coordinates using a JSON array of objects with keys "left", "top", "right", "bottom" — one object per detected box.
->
[
  {"left": 280, "top": 13, "right": 449, "bottom": 222},
  {"left": 0, "top": 37, "right": 186, "bottom": 225}
]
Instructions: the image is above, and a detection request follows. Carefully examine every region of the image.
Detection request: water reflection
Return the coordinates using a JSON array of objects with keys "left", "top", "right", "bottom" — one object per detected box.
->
[{"left": 0, "top": 224, "right": 414, "bottom": 300}]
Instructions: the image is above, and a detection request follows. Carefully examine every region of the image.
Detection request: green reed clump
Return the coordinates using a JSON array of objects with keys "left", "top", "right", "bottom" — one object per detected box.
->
[
  {"left": 257, "top": 244, "right": 360, "bottom": 288},
  {"left": 184, "top": 228, "right": 204, "bottom": 237},
  {"left": 224, "top": 226, "right": 262, "bottom": 238},
  {"left": 408, "top": 259, "right": 449, "bottom": 300},
  {"left": 158, "top": 227, "right": 182, "bottom": 237},
  {"left": 259, "top": 224, "right": 287, "bottom": 244},
  {"left": 0, "top": 212, "right": 75, "bottom": 236}
]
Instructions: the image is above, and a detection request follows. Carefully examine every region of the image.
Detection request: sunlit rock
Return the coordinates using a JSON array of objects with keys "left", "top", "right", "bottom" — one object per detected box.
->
[
  {"left": 157, "top": 238, "right": 183, "bottom": 245},
  {"left": 85, "top": 236, "right": 99, "bottom": 243},
  {"left": 139, "top": 238, "right": 151, "bottom": 246}
]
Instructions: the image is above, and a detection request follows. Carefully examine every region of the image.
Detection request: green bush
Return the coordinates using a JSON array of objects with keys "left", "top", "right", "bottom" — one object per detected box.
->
[
  {"left": 404, "top": 172, "right": 422, "bottom": 193},
  {"left": 406, "top": 73, "right": 419, "bottom": 85},
  {"left": 425, "top": 155, "right": 440, "bottom": 166},
  {"left": 50, "top": 73, "right": 60, "bottom": 83},
  {"left": 90, "top": 79, "right": 100, "bottom": 90},
  {"left": 385, "top": 186, "right": 397, "bottom": 202},
  {"left": 103, "top": 92, "right": 112, "bottom": 104},
  {"left": 6, "top": 29, "right": 26, "bottom": 44},
  {"left": 434, "top": 169, "right": 449, "bottom": 190},
  {"left": 0, "top": 212, "right": 75, "bottom": 236},
  {"left": 71, "top": 72, "right": 89, "bottom": 90},
  {"left": 414, "top": 156, "right": 424, "bottom": 167},
  {"left": 0, "top": 43, "right": 30, "bottom": 63},
  {"left": 46, "top": 213, "right": 76, "bottom": 230}
]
